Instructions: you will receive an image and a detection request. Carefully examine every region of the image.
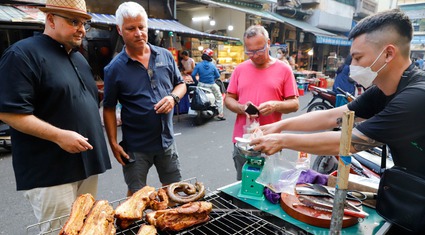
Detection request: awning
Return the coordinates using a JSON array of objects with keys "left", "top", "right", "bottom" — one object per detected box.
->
[
  {"left": 200, "top": 0, "right": 336, "bottom": 37},
  {"left": 0, "top": 5, "right": 43, "bottom": 24},
  {"left": 89, "top": 13, "right": 240, "bottom": 42}
]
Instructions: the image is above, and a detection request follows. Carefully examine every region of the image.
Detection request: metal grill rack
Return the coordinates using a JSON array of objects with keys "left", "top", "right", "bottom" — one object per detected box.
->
[{"left": 27, "top": 178, "right": 297, "bottom": 235}]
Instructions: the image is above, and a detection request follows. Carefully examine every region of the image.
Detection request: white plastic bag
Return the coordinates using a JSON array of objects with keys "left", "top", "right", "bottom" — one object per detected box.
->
[{"left": 256, "top": 152, "right": 305, "bottom": 195}]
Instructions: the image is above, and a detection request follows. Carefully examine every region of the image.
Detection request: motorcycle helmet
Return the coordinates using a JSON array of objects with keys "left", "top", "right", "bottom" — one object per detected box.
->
[{"left": 202, "top": 48, "right": 214, "bottom": 61}]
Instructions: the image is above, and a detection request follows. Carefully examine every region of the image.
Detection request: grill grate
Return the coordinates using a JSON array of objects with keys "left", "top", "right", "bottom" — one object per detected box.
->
[
  {"left": 114, "top": 192, "right": 294, "bottom": 235},
  {"left": 27, "top": 179, "right": 296, "bottom": 235}
]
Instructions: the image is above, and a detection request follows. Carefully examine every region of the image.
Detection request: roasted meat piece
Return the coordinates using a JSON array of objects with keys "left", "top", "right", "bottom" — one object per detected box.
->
[
  {"left": 137, "top": 224, "right": 157, "bottom": 235},
  {"left": 115, "top": 186, "right": 156, "bottom": 229},
  {"left": 79, "top": 200, "right": 115, "bottom": 235},
  {"left": 146, "top": 201, "right": 212, "bottom": 231},
  {"left": 59, "top": 193, "right": 95, "bottom": 235},
  {"left": 149, "top": 188, "right": 169, "bottom": 211}
]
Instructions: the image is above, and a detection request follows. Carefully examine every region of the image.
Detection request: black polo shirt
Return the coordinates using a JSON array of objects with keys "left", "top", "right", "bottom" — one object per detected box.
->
[
  {"left": 0, "top": 34, "right": 111, "bottom": 190},
  {"left": 348, "top": 63, "right": 425, "bottom": 175}
]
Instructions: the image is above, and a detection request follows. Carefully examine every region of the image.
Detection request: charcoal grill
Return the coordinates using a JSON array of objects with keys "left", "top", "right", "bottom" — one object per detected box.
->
[{"left": 26, "top": 178, "right": 305, "bottom": 235}]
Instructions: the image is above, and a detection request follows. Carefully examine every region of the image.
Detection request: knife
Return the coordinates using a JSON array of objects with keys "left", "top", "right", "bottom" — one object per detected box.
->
[{"left": 298, "top": 196, "right": 369, "bottom": 218}]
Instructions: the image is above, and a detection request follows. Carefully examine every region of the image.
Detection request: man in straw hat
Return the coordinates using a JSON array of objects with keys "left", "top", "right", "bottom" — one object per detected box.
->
[{"left": 0, "top": 0, "right": 111, "bottom": 232}]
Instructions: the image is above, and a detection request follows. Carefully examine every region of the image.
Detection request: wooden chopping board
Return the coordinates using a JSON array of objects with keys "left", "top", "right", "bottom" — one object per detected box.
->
[{"left": 280, "top": 193, "right": 359, "bottom": 228}]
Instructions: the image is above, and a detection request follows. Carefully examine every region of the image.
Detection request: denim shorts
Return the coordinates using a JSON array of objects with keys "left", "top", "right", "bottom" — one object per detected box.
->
[
  {"left": 123, "top": 144, "right": 182, "bottom": 193},
  {"left": 233, "top": 144, "right": 247, "bottom": 181}
]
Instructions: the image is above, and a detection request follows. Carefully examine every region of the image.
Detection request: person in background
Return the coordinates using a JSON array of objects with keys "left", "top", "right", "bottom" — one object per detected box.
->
[
  {"left": 191, "top": 48, "right": 225, "bottom": 120},
  {"left": 332, "top": 55, "right": 356, "bottom": 96},
  {"left": 276, "top": 47, "right": 290, "bottom": 65},
  {"left": 224, "top": 25, "right": 299, "bottom": 180},
  {"left": 181, "top": 50, "right": 195, "bottom": 75},
  {"left": 289, "top": 51, "right": 298, "bottom": 70},
  {"left": 416, "top": 56, "right": 424, "bottom": 70},
  {"left": 0, "top": 0, "right": 111, "bottom": 232},
  {"left": 250, "top": 10, "right": 425, "bottom": 234},
  {"left": 103, "top": 2, "right": 186, "bottom": 196}
]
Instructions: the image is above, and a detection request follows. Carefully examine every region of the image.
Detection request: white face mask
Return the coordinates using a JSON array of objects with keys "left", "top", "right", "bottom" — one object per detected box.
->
[
  {"left": 349, "top": 48, "right": 387, "bottom": 88},
  {"left": 277, "top": 53, "right": 283, "bottom": 59}
]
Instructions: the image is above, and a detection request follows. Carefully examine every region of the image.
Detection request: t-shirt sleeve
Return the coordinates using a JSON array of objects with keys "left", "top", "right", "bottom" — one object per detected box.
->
[
  {"left": 281, "top": 68, "right": 298, "bottom": 98},
  {"left": 0, "top": 50, "right": 35, "bottom": 114},
  {"left": 351, "top": 87, "right": 425, "bottom": 145}
]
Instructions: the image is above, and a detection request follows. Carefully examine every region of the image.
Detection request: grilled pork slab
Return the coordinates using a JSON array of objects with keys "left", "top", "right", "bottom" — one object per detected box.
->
[
  {"left": 146, "top": 201, "right": 212, "bottom": 231},
  {"left": 79, "top": 200, "right": 115, "bottom": 235},
  {"left": 59, "top": 194, "right": 95, "bottom": 235},
  {"left": 137, "top": 224, "right": 157, "bottom": 235},
  {"left": 115, "top": 186, "right": 156, "bottom": 229}
]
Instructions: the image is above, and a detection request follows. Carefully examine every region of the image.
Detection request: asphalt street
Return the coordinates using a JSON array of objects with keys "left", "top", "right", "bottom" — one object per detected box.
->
[{"left": 0, "top": 91, "right": 312, "bottom": 235}]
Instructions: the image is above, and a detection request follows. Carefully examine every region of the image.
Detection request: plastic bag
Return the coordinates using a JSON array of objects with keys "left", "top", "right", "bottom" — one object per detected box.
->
[
  {"left": 190, "top": 87, "right": 211, "bottom": 110},
  {"left": 256, "top": 152, "right": 308, "bottom": 195}
]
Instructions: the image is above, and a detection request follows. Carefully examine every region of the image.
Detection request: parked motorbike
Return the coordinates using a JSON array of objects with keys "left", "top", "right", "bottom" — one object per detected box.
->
[
  {"left": 303, "top": 86, "right": 355, "bottom": 112},
  {"left": 187, "top": 85, "right": 219, "bottom": 125},
  {"left": 0, "top": 121, "right": 12, "bottom": 151}
]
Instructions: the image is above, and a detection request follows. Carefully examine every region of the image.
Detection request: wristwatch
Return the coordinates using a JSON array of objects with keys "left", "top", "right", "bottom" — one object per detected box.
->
[{"left": 170, "top": 93, "right": 180, "bottom": 104}]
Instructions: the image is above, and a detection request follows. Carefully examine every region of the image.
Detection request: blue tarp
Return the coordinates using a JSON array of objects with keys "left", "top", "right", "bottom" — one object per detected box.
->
[{"left": 88, "top": 13, "right": 240, "bottom": 42}]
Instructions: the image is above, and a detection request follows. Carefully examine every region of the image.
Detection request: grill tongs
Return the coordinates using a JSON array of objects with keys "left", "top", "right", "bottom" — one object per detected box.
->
[{"left": 295, "top": 195, "right": 369, "bottom": 218}]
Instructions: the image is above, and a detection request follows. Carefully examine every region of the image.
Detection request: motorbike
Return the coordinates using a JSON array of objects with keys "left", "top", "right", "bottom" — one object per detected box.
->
[
  {"left": 303, "top": 86, "right": 355, "bottom": 112},
  {"left": 0, "top": 121, "right": 12, "bottom": 151},
  {"left": 187, "top": 85, "right": 219, "bottom": 125}
]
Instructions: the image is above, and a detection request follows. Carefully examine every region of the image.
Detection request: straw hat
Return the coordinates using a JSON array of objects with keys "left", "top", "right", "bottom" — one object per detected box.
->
[{"left": 39, "top": 0, "right": 91, "bottom": 19}]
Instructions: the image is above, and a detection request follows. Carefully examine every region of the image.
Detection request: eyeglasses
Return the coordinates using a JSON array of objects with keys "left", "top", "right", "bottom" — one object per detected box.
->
[
  {"left": 245, "top": 44, "right": 268, "bottom": 57},
  {"left": 53, "top": 14, "right": 87, "bottom": 29}
]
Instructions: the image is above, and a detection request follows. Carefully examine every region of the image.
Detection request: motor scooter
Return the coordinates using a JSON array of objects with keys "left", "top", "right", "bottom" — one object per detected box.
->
[
  {"left": 0, "top": 121, "right": 12, "bottom": 151},
  {"left": 303, "top": 86, "right": 355, "bottom": 112},
  {"left": 187, "top": 85, "right": 219, "bottom": 125}
]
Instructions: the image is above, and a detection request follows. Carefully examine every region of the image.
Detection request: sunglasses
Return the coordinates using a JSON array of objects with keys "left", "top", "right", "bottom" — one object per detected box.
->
[{"left": 52, "top": 14, "right": 87, "bottom": 29}]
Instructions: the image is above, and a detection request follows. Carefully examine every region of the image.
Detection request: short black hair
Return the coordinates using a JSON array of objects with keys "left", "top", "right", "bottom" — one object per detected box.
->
[
  {"left": 182, "top": 50, "right": 189, "bottom": 56},
  {"left": 348, "top": 9, "right": 412, "bottom": 42}
]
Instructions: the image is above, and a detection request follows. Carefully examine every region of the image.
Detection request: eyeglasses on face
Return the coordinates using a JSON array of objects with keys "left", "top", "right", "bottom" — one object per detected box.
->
[
  {"left": 52, "top": 14, "right": 87, "bottom": 29},
  {"left": 245, "top": 43, "right": 268, "bottom": 57}
]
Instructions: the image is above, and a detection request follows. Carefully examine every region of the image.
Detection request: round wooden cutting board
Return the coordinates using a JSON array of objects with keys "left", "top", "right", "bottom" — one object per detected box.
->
[{"left": 280, "top": 193, "right": 359, "bottom": 228}]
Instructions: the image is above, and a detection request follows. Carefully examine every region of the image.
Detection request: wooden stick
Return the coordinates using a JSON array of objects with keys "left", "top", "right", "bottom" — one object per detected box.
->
[{"left": 330, "top": 111, "right": 355, "bottom": 234}]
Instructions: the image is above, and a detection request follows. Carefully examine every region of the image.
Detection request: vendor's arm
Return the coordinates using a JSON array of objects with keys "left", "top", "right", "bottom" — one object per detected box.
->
[
  {"left": 0, "top": 112, "right": 92, "bottom": 153},
  {"left": 257, "top": 96, "right": 299, "bottom": 116},
  {"left": 103, "top": 107, "right": 129, "bottom": 165},
  {"left": 260, "top": 105, "right": 349, "bottom": 134}
]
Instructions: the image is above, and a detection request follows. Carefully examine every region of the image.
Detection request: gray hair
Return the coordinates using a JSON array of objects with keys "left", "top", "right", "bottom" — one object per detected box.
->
[
  {"left": 244, "top": 25, "right": 269, "bottom": 40},
  {"left": 115, "top": 2, "right": 148, "bottom": 30}
]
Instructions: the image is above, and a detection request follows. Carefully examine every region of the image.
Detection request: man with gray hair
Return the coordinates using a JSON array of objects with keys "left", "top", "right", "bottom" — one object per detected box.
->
[
  {"left": 224, "top": 25, "right": 299, "bottom": 180},
  {"left": 103, "top": 2, "right": 186, "bottom": 196}
]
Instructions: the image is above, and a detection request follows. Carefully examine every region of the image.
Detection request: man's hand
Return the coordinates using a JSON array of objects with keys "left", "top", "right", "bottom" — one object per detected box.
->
[
  {"left": 56, "top": 130, "right": 93, "bottom": 153},
  {"left": 110, "top": 142, "right": 130, "bottom": 166},
  {"left": 154, "top": 96, "right": 175, "bottom": 114},
  {"left": 258, "top": 101, "right": 277, "bottom": 116},
  {"left": 250, "top": 133, "right": 284, "bottom": 155}
]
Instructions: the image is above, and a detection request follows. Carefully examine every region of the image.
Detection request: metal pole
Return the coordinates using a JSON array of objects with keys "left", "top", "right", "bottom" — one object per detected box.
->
[{"left": 330, "top": 111, "right": 355, "bottom": 234}]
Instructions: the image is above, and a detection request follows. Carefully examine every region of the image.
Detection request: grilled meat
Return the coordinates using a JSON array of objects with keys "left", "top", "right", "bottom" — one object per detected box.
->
[
  {"left": 167, "top": 182, "right": 205, "bottom": 204},
  {"left": 79, "top": 200, "right": 115, "bottom": 235},
  {"left": 137, "top": 224, "right": 157, "bottom": 235},
  {"left": 59, "top": 194, "right": 95, "bottom": 235},
  {"left": 115, "top": 186, "right": 156, "bottom": 229},
  {"left": 146, "top": 201, "right": 212, "bottom": 231},
  {"left": 149, "top": 188, "right": 169, "bottom": 211}
]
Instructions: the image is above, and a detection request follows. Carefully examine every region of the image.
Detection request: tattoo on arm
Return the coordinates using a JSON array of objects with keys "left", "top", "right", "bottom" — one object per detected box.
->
[{"left": 351, "top": 129, "right": 384, "bottom": 152}]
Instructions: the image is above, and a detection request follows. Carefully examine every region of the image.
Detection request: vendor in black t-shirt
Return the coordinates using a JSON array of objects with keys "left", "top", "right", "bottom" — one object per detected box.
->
[{"left": 250, "top": 9, "right": 425, "bottom": 234}]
